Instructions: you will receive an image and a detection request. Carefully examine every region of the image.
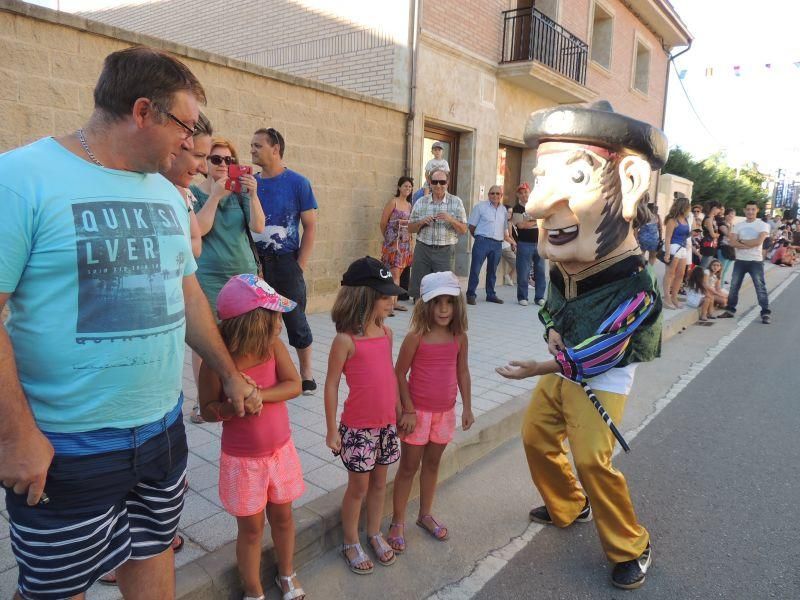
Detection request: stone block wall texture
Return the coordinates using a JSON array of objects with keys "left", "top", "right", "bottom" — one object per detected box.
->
[
  {"left": 81, "top": 0, "right": 402, "bottom": 102},
  {"left": 0, "top": 3, "right": 406, "bottom": 312}
]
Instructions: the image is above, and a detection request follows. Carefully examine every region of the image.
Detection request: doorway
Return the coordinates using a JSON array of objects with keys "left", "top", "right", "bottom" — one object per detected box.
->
[
  {"left": 422, "top": 126, "right": 460, "bottom": 194},
  {"left": 498, "top": 144, "right": 523, "bottom": 207}
]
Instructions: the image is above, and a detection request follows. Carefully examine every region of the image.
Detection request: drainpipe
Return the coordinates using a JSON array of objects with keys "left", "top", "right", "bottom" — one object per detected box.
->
[
  {"left": 405, "top": 0, "right": 422, "bottom": 177},
  {"left": 656, "top": 40, "right": 692, "bottom": 209}
]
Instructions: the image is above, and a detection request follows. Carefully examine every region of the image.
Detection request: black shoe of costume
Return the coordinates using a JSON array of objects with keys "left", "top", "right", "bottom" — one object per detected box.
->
[
  {"left": 612, "top": 543, "right": 652, "bottom": 590},
  {"left": 529, "top": 498, "right": 592, "bottom": 525},
  {"left": 717, "top": 311, "right": 735, "bottom": 319},
  {"left": 467, "top": 296, "right": 477, "bottom": 305},
  {"left": 762, "top": 314, "right": 771, "bottom": 324},
  {"left": 486, "top": 296, "right": 504, "bottom": 304},
  {"left": 301, "top": 379, "right": 317, "bottom": 396}
]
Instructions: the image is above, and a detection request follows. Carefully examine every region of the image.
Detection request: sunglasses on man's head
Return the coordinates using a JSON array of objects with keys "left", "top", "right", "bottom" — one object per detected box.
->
[
  {"left": 431, "top": 180, "right": 448, "bottom": 186},
  {"left": 208, "top": 155, "right": 235, "bottom": 166}
]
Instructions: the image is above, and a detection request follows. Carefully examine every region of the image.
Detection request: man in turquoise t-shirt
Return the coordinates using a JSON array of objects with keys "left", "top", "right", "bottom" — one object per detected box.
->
[{"left": 0, "top": 47, "right": 255, "bottom": 600}]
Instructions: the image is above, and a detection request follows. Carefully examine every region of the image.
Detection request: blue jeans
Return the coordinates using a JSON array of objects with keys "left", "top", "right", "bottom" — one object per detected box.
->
[
  {"left": 516, "top": 242, "right": 546, "bottom": 302},
  {"left": 725, "top": 259, "right": 770, "bottom": 316},
  {"left": 467, "top": 235, "right": 502, "bottom": 299}
]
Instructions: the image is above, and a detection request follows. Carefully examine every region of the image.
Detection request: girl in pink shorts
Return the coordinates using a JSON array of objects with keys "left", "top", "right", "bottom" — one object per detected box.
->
[
  {"left": 388, "top": 271, "right": 474, "bottom": 552},
  {"left": 325, "top": 257, "right": 407, "bottom": 575},
  {"left": 199, "top": 274, "right": 306, "bottom": 600}
]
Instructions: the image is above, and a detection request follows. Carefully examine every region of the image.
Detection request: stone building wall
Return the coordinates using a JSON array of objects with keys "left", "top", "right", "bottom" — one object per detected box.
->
[{"left": 0, "top": 0, "right": 407, "bottom": 312}]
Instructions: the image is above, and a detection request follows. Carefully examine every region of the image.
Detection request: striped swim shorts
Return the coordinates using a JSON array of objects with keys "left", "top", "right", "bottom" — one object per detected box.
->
[{"left": 5, "top": 416, "right": 188, "bottom": 600}]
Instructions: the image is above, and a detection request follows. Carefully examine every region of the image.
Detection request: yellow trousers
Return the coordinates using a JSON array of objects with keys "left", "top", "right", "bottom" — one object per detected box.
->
[{"left": 521, "top": 373, "right": 649, "bottom": 563}]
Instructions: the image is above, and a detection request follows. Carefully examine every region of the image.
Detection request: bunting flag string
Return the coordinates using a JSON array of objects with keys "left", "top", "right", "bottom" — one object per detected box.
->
[{"left": 677, "top": 60, "right": 800, "bottom": 79}]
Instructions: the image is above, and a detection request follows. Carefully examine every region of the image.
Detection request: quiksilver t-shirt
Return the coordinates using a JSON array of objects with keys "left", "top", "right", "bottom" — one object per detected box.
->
[{"left": 0, "top": 137, "right": 196, "bottom": 433}]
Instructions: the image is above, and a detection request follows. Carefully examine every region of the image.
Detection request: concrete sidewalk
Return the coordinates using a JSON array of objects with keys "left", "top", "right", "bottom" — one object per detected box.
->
[{"left": 0, "top": 262, "right": 789, "bottom": 599}]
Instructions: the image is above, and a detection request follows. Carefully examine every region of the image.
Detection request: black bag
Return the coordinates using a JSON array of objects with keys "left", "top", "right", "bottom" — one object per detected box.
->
[
  {"left": 656, "top": 244, "right": 671, "bottom": 264},
  {"left": 237, "top": 196, "right": 264, "bottom": 278},
  {"left": 720, "top": 245, "right": 735, "bottom": 260}
]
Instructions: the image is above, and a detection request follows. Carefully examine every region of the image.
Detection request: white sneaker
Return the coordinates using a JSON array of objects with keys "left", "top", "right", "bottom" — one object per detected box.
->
[
  {"left": 518, "top": 299, "right": 528, "bottom": 306},
  {"left": 504, "top": 275, "right": 513, "bottom": 286},
  {"left": 536, "top": 299, "right": 545, "bottom": 306}
]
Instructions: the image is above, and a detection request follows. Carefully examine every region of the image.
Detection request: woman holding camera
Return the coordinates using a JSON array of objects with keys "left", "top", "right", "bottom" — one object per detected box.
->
[{"left": 189, "top": 137, "right": 265, "bottom": 422}]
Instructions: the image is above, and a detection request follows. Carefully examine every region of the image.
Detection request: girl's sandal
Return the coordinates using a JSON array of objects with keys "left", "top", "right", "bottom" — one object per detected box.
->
[
  {"left": 341, "top": 542, "right": 373, "bottom": 575},
  {"left": 274, "top": 572, "right": 305, "bottom": 600},
  {"left": 386, "top": 522, "right": 406, "bottom": 554},
  {"left": 368, "top": 532, "right": 396, "bottom": 566},
  {"left": 416, "top": 515, "right": 449, "bottom": 541}
]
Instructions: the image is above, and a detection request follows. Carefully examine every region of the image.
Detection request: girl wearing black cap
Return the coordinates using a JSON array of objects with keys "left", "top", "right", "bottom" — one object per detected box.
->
[{"left": 324, "top": 257, "right": 406, "bottom": 575}]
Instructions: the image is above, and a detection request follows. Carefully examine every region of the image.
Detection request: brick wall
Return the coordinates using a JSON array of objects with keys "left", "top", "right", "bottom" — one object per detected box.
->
[
  {"left": 421, "top": 0, "right": 506, "bottom": 63},
  {"left": 81, "top": 0, "right": 402, "bottom": 103},
  {"left": 0, "top": 2, "right": 406, "bottom": 312}
]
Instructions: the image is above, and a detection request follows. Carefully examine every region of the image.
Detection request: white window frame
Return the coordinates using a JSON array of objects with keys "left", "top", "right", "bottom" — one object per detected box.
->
[
  {"left": 588, "top": 0, "right": 615, "bottom": 73},
  {"left": 631, "top": 32, "right": 652, "bottom": 96}
]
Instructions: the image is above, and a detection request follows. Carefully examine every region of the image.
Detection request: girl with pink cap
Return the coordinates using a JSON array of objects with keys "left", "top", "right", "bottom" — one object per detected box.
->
[{"left": 198, "top": 274, "right": 305, "bottom": 600}]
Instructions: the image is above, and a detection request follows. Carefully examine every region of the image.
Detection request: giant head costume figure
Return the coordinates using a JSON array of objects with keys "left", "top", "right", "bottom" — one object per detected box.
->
[{"left": 523, "top": 101, "right": 669, "bottom": 274}]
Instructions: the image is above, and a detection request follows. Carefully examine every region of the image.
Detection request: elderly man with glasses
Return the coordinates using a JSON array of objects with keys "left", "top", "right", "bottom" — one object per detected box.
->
[
  {"left": 465, "top": 185, "right": 516, "bottom": 304},
  {"left": 407, "top": 169, "right": 468, "bottom": 301}
]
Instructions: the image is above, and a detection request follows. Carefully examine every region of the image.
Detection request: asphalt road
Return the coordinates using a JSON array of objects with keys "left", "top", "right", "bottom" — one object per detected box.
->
[{"left": 474, "top": 274, "right": 800, "bottom": 599}]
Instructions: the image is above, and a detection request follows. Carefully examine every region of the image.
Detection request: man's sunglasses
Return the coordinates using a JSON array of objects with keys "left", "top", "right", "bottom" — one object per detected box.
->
[
  {"left": 431, "top": 180, "right": 448, "bottom": 186},
  {"left": 208, "top": 155, "right": 235, "bottom": 166}
]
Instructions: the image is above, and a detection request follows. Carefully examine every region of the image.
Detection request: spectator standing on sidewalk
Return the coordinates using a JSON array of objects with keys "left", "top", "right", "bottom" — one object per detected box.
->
[
  {"left": 0, "top": 47, "right": 254, "bottom": 600},
  {"left": 717, "top": 207, "right": 736, "bottom": 284},
  {"left": 251, "top": 127, "right": 320, "bottom": 395},
  {"left": 699, "top": 200, "right": 721, "bottom": 268},
  {"left": 380, "top": 176, "right": 414, "bottom": 315},
  {"left": 511, "top": 183, "right": 546, "bottom": 306},
  {"left": 466, "top": 185, "right": 516, "bottom": 305},
  {"left": 407, "top": 170, "right": 467, "bottom": 300},
  {"left": 662, "top": 195, "right": 692, "bottom": 309},
  {"left": 718, "top": 201, "right": 772, "bottom": 324}
]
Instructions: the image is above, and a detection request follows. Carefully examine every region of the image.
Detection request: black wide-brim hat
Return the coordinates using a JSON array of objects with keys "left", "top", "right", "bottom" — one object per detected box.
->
[
  {"left": 523, "top": 100, "right": 669, "bottom": 169},
  {"left": 341, "top": 256, "right": 406, "bottom": 296}
]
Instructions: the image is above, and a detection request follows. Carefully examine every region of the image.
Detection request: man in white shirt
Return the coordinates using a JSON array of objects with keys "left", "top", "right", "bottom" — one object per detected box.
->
[
  {"left": 718, "top": 201, "right": 772, "bottom": 323},
  {"left": 466, "top": 185, "right": 516, "bottom": 304}
]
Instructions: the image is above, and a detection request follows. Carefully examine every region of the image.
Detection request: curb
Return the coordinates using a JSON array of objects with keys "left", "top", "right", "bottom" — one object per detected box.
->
[{"left": 176, "top": 264, "right": 787, "bottom": 599}]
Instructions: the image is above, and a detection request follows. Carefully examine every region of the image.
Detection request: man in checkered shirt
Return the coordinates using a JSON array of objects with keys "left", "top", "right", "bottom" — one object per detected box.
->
[{"left": 407, "top": 169, "right": 468, "bottom": 300}]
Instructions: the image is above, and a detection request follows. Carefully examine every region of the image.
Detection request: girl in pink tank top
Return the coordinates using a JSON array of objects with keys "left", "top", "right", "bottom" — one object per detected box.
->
[
  {"left": 388, "top": 271, "right": 474, "bottom": 554},
  {"left": 198, "top": 274, "right": 305, "bottom": 600},
  {"left": 325, "top": 257, "right": 406, "bottom": 575}
]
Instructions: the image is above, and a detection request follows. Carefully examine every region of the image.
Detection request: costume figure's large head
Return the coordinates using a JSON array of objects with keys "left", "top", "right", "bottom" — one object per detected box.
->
[{"left": 523, "top": 101, "right": 668, "bottom": 270}]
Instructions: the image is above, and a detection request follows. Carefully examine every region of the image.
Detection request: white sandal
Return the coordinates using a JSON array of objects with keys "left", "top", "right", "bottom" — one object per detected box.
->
[
  {"left": 242, "top": 595, "right": 264, "bottom": 600},
  {"left": 341, "top": 542, "right": 373, "bottom": 575},
  {"left": 275, "top": 572, "right": 305, "bottom": 600}
]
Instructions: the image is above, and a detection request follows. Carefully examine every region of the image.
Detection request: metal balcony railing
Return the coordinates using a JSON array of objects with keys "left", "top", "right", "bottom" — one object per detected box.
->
[{"left": 501, "top": 7, "right": 588, "bottom": 85}]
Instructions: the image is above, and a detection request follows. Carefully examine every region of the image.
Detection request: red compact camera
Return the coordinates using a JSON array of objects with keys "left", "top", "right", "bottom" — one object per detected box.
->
[{"left": 225, "top": 165, "right": 253, "bottom": 193}]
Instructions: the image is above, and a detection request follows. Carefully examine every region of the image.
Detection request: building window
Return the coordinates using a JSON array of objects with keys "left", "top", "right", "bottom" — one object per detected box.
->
[
  {"left": 633, "top": 39, "right": 651, "bottom": 94},
  {"left": 590, "top": 2, "right": 613, "bottom": 70}
]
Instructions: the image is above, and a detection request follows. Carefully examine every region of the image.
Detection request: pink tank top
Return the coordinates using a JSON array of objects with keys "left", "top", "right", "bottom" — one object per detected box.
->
[
  {"left": 408, "top": 337, "right": 460, "bottom": 412},
  {"left": 340, "top": 330, "right": 398, "bottom": 428},
  {"left": 221, "top": 358, "right": 291, "bottom": 457}
]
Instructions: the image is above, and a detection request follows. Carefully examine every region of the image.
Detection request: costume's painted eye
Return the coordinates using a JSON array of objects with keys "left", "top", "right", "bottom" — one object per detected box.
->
[{"left": 571, "top": 167, "right": 589, "bottom": 184}]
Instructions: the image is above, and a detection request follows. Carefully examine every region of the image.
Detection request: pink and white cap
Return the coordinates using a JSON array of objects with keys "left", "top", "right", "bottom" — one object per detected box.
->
[{"left": 217, "top": 274, "right": 296, "bottom": 320}]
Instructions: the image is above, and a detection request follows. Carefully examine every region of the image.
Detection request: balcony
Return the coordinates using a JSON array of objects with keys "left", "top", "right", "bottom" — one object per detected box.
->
[{"left": 498, "top": 7, "right": 595, "bottom": 104}]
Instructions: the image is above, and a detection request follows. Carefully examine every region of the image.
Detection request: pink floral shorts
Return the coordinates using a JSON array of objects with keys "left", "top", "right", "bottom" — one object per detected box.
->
[
  {"left": 218, "top": 439, "right": 305, "bottom": 516},
  {"left": 401, "top": 407, "right": 456, "bottom": 446}
]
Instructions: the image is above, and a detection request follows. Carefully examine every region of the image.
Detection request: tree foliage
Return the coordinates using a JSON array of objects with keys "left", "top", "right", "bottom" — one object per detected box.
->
[{"left": 662, "top": 147, "right": 768, "bottom": 212}]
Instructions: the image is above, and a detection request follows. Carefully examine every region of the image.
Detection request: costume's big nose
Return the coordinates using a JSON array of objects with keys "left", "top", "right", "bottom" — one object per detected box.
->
[{"left": 525, "top": 179, "right": 563, "bottom": 220}]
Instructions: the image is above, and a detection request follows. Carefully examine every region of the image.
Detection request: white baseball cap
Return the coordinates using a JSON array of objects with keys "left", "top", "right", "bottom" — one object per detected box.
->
[{"left": 420, "top": 271, "right": 461, "bottom": 302}]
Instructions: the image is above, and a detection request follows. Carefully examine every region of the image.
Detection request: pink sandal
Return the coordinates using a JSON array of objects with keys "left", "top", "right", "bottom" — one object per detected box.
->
[
  {"left": 416, "top": 515, "right": 449, "bottom": 541},
  {"left": 386, "top": 522, "right": 406, "bottom": 554}
]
